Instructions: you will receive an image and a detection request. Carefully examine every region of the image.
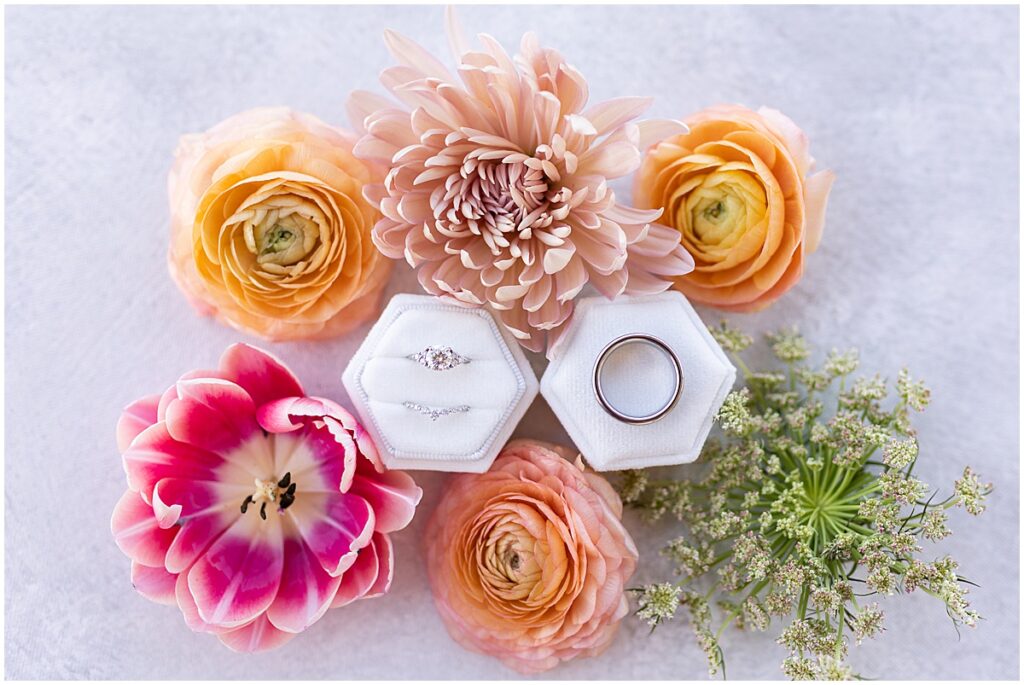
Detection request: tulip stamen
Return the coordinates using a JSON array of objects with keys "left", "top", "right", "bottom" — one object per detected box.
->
[{"left": 240, "top": 472, "right": 297, "bottom": 519}]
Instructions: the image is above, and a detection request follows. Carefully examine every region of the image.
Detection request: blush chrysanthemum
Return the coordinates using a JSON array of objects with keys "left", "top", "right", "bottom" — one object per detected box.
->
[
  {"left": 348, "top": 14, "right": 695, "bottom": 355},
  {"left": 111, "top": 344, "right": 422, "bottom": 651}
]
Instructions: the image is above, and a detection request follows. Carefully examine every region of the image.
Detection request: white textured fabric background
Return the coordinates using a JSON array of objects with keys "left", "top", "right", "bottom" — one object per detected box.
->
[{"left": 4, "top": 4, "right": 1019, "bottom": 680}]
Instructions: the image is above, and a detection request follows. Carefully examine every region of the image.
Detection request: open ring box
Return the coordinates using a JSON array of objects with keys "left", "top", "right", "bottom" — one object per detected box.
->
[
  {"left": 342, "top": 294, "right": 539, "bottom": 472},
  {"left": 343, "top": 291, "right": 734, "bottom": 473},
  {"left": 541, "top": 292, "right": 736, "bottom": 471}
]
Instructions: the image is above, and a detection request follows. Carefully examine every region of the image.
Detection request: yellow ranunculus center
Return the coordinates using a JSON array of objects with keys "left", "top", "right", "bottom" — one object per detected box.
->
[
  {"left": 244, "top": 205, "right": 320, "bottom": 268},
  {"left": 683, "top": 168, "right": 767, "bottom": 248}
]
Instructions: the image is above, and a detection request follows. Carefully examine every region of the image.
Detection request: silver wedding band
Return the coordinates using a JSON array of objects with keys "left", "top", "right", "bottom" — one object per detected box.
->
[{"left": 593, "top": 334, "right": 683, "bottom": 425}]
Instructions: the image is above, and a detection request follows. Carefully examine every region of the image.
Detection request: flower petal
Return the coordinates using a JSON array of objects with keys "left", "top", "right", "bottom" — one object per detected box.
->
[
  {"left": 364, "top": 533, "right": 394, "bottom": 598},
  {"left": 348, "top": 464, "right": 422, "bottom": 534},
  {"left": 219, "top": 343, "right": 305, "bottom": 408},
  {"left": 130, "top": 561, "right": 178, "bottom": 606},
  {"left": 330, "top": 540, "right": 380, "bottom": 608},
  {"left": 265, "top": 535, "right": 343, "bottom": 633},
  {"left": 111, "top": 490, "right": 177, "bottom": 567},
  {"left": 121, "top": 423, "right": 222, "bottom": 502},
  {"left": 116, "top": 394, "right": 161, "bottom": 452},
  {"left": 164, "top": 379, "right": 258, "bottom": 453},
  {"left": 217, "top": 614, "right": 296, "bottom": 653},
  {"left": 290, "top": 492, "right": 375, "bottom": 577},
  {"left": 187, "top": 516, "right": 285, "bottom": 628}
]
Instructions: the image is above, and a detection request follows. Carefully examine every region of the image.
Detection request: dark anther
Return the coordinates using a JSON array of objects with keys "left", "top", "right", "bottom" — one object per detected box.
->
[
  {"left": 261, "top": 428, "right": 269, "bottom": 438},
  {"left": 279, "top": 493, "right": 295, "bottom": 511},
  {"left": 278, "top": 472, "right": 292, "bottom": 488},
  {"left": 286, "top": 482, "right": 297, "bottom": 496},
  {"left": 240, "top": 495, "right": 253, "bottom": 514},
  {"left": 259, "top": 502, "right": 268, "bottom": 520}
]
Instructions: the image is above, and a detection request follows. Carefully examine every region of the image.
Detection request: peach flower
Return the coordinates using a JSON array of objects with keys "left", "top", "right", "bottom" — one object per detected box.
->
[
  {"left": 348, "top": 17, "right": 694, "bottom": 355},
  {"left": 168, "top": 107, "right": 391, "bottom": 340},
  {"left": 635, "top": 104, "right": 834, "bottom": 311},
  {"left": 425, "top": 439, "right": 638, "bottom": 674}
]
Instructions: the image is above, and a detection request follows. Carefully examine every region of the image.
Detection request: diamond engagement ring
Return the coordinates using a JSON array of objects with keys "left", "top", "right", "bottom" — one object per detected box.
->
[
  {"left": 403, "top": 401, "right": 470, "bottom": 421},
  {"left": 408, "top": 346, "right": 471, "bottom": 371}
]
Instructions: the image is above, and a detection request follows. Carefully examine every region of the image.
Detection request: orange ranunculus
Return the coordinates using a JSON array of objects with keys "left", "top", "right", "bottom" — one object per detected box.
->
[
  {"left": 167, "top": 107, "right": 390, "bottom": 340},
  {"left": 425, "top": 440, "right": 638, "bottom": 674},
  {"left": 635, "top": 104, "right": 834, "bottom": 311}
]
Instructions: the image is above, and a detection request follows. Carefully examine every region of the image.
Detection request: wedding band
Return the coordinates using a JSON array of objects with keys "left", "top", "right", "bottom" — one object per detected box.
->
[
  {"left": 403, "top": 401, "right": 470, "bottom": 421},
  {"left": 593, "top": 334, "right": 682, "bottom": 425},
  {"left": 408, "top": 346, "right": 471, "bottom": 371}
]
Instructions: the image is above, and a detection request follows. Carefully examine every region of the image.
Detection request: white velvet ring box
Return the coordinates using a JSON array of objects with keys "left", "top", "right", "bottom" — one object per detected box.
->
[
  {"left": 541, "top": 292, "right": 736, "bottom": 471},
  {"left": 342, "top": 294, "right": 539, "bottom": 472}
]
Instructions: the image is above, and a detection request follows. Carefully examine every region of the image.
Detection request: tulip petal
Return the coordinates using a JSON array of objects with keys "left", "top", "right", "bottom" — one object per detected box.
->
[
  {"left": 187, "top": 516, "right": 285, "bottom": 628},
  {"left": 111, "top": 490, "right": 177, "bottom": 567},
  {"left": 265, "top": 535, "right": 343, "bottom": 633},
  {"left": 219, "top": 343, "right": 304, "bottom": 408},
  {"left": 348, "top": 465, "right": 422, "bottom": 533},
  {"left": 130, "top": 561, "right": 178, "bottom": 606},
  {"left": 164, "top": 379, "right": 258, "bottom": 454},
  {"left": 290, "top": 492, "right": 375, "bottom": 577},
  {"left": 364, "top": 533, "right": 394, "bottom": 598},
  {"left": 121, "top": 423, "right": 222, "bottom": 502},
  {"left": 218, "top": 614, "right": 297, "bottom": 653},
  {"left": 330, "top": 541, "right": 380, "bottom": 608},
  {"left": 116, "top": 394, "right": 161, "bottom": 452}
]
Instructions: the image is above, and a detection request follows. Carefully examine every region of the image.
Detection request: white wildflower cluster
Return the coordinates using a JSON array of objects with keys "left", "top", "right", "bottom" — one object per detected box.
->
[
  {"left": 617, "top": 324, "right": 992, "bottom": 680},
  {"left": 635, "top": 583, "right": 681, "bottom": 628}
]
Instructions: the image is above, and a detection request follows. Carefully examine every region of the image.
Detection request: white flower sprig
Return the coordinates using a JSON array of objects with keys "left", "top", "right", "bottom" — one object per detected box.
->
[{"left": 620, "top": 325, "right": 992, "bottom": 680}]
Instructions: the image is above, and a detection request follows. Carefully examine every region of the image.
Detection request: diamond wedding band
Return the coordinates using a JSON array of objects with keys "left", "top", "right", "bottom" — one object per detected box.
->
[
  {"left": 403, "top": 401, "right": 470, "bottom": 421},
  {"left": 593, "top": 334, "right": 683, "bottom": 425}
]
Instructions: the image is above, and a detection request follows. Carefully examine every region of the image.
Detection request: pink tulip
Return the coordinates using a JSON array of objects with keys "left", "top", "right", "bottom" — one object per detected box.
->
[{"left": 111, "top": 343, "right": 422, "bottom": 651}]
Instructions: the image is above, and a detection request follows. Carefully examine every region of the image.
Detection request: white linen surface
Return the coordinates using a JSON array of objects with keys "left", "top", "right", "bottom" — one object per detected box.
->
[{"left": 5, "top": 4, "right": 1019, "bottom": 680}]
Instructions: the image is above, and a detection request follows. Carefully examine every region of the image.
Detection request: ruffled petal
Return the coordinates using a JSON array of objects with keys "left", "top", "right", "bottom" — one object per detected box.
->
[{"left": 121, "top": 423, "right": 222, "bottom": 503}]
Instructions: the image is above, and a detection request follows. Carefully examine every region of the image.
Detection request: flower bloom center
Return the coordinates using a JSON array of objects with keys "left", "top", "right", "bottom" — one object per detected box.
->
[
  {"left": 243, "top": 205, "right": 320, "bottom": 268},
  {"left": 434, "top": 140, "right": 575, "bottom": 262},
  {"left": 240, "top": 471, "right": 297, "bottom": 520}
]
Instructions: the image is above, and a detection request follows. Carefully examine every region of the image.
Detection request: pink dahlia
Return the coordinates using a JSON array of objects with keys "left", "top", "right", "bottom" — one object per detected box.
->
[
  {"left": 111, "top": 343, "right": 422, "bottom": 651},
  {"left": 348, "top": 15, "right": 695, "bottom": 355}
]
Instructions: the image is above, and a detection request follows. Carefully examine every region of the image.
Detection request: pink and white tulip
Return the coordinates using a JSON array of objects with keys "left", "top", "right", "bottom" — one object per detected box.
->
[{"left": 111, "top": 343, "right": 422, "bottom": 652}]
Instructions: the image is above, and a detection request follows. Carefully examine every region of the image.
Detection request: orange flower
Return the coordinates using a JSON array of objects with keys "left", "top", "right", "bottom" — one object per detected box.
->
[
  {"left": 635, "top": 104, "right": 834, "bottom": 311},
  {"left": 168, "top": 107, "right": 390, "bottom": 340},
  {"left": 425, "top": 440, "right": 637, "bottom": 674}
]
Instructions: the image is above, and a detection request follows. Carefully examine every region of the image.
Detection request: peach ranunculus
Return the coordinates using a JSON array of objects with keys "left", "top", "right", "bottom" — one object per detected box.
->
[
  {"left": 635, "top": 104, "right": 834, "bottom": 311},
  {"left": 168, "top": 107, "right": 391, "bottom": 340},
  {"left": 425, "top": 439, "right": 638, "bottom": 674}
]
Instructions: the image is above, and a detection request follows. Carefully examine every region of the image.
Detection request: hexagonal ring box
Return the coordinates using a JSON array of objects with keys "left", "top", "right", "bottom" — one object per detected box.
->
[
  {"left": 541, "top": 292, "right": 736, "bottom": 471},
  {"left": 342, "top": 294, "right": 539, "bottom": 472}
]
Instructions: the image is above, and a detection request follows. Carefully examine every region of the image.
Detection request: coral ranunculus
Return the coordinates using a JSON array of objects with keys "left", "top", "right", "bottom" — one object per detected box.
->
[
  {"left": 425, "top": 440, "right": 638, "bottom": 674},
  {"left": 348, "top": 20, "right": 695, "bottom": 355},
  {"left": 635, "top": 104, "right": 834, "bottom": 311},
  {"left": 168, "top": 107, "right": 391, "bottom": 340},
  {"left": 111, "top": 343, "right": 422, "bottom": 651}
]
